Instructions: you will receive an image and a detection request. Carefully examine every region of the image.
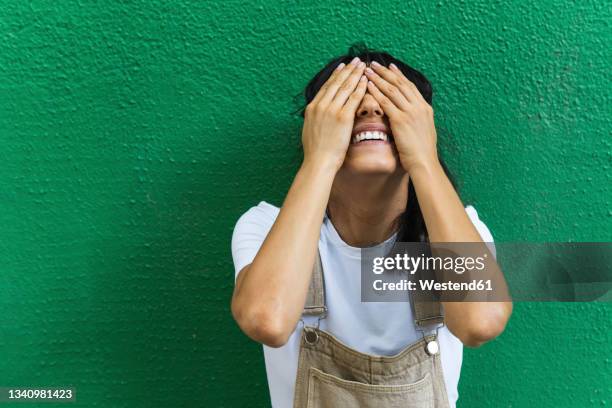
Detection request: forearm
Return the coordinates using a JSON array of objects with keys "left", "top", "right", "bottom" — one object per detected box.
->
[
  {"left": 409, "top": 161, "right": 512, "bottom": 347},
  {"left": 409, "top": 161, "right": 482, "bottom": 242},
  {"left": 232, "top": 159, "right": 336, "bottom": 346}
]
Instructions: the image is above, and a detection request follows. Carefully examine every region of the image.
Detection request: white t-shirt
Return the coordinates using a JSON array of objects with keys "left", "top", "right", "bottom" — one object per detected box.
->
[{"left": 231, "top": 201, "right": 495, "bottom": 408}]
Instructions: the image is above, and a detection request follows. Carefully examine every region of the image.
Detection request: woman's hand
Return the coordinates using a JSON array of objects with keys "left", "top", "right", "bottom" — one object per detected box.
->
[
  {"left": 302, "top": 57, "right": 368, "bottom": 172},
  {"left": 364, "top": 61, "right": 439, "bottom": 172}
]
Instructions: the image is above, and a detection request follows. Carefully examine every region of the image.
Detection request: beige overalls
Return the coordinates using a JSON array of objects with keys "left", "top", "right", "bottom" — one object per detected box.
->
[{"left": 293, "top": 249, "right": 451, "bottom": 408}]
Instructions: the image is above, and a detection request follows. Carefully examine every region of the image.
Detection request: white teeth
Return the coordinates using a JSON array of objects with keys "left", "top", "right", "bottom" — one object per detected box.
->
[{"left": 351, "top": 131, "right": 388, "bottom": 144}]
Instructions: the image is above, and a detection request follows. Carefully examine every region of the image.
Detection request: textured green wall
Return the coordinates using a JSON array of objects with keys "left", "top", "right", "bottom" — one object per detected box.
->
[{"left": 1, "top": 1, "right": 610, "bottom": 407}]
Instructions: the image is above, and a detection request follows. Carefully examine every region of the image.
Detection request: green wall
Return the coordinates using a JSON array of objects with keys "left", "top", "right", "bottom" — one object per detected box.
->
[{"left": 1, "top": 1, "right": 610, "bottom": 407}]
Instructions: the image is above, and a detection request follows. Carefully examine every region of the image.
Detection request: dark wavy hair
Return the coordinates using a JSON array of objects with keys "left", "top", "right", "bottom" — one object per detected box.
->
[{"left": 293, "top": 42, "right": 458, "bottom": 243}]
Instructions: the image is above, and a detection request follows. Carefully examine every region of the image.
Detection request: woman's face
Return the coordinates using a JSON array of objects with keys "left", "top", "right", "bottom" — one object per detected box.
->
[{"left": 340, "top": 90, "right": 402, "bottom": 175}]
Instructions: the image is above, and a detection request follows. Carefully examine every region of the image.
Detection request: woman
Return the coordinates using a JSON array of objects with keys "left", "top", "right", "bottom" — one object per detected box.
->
[{"left": 231, "top": 44, "right": 512, "bottom": 407}]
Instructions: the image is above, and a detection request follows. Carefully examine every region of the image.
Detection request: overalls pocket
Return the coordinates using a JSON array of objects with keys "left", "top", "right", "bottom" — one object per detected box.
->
[{"left": 305, "top": 367, "right": 434, "bottom": 408}]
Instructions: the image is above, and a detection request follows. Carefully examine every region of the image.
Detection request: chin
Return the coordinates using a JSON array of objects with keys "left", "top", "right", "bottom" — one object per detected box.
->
[{"left": 340, "top": 150, "right": 402, "bottom": 175}]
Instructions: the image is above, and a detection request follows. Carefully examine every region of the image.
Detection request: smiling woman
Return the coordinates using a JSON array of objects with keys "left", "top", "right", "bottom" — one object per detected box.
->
[{"left": 230, "top": 43, "right": 512, "bottom": 408}]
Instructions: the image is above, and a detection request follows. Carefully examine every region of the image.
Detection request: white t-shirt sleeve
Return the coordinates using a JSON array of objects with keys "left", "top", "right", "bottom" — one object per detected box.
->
[
  {"left": 465, "top": 205, "right": 496, "bottom": 259},
  {"left": 231, "top": 201, "right": 280, "bottom": 280}
]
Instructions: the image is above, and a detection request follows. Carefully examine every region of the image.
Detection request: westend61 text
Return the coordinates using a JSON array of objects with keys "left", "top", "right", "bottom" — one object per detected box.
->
[{"left": 373, "top": 279, "right": 493, "bottom": 292}]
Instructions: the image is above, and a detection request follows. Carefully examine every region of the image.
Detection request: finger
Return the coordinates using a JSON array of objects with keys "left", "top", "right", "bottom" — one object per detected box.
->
[
  {"left": 366, "top": 80, "right": 402, "bottom": 118},
  {"left": 329, "top": 63, "right": 366, "bottom": 109},
  {"left": 310, "top": 61, "right": 348, "bottom": 106},
  {"left": 341, "top": 75, "right": 368, "bottom": 114},
  {"left": 386, "top": 63, "right": 421, "bottom": 102},
  {"left": 365, "top": 65, "right": 411, "bottom": 111},
  {"left": 319, "top": 58, "right": 364, "bottom": 106},
  {"left": 311, "top": 59, "right": 356, "bottom": 106},
  {"left": 370, "top": 61, "right": 419, "bottom": 104}
]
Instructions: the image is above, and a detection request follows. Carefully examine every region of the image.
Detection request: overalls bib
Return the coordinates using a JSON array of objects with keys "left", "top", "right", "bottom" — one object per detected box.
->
[{"left": 293, "top": 249, "right": 451, "bottom": 408}]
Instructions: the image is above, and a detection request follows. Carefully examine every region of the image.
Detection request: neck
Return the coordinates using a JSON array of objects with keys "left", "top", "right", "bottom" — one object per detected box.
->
[{"left": 327, "top": 171, "right": 409, "bottom": 247}]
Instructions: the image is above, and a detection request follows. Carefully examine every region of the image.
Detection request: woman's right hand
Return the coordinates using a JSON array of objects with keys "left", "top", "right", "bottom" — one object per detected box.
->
[{"left": 301, "top": 57, "right": 368, "bottom": 172}]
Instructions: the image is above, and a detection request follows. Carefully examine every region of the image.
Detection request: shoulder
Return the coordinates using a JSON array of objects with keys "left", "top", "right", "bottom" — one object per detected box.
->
[
  {"left": 464, "top": 205, "right": 492, "bottom": 239},
  {"left": 234, "top": 201, "right": 280, "bottom": 230},
  {"left": 231, "top": 201, "right": 280, "bottom": 249},
  {"left": 464, "top": 204, "right": 496, "bottom": 257},
  {"left": 231, "top": 201, "right": 281, "bottom": 278}
]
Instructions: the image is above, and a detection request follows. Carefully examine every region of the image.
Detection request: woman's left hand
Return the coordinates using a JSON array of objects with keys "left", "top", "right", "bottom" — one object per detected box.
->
[{"left": 364, "top": 61, "right": 439, "bottom": 172}]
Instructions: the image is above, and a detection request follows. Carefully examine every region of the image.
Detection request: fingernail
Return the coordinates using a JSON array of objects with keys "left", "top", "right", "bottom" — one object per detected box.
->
[
  {"left": 390, "top": 63, "right": 398, "bottom": 70},
  {"left": 360, "top": 75, "right": 367, "bottom": 82},
  {"left": 350, "top": 57, "right": 360, "bottom": 65},
  {"left": 371, "top": 61, "right": 381, "bottom": 68},
  {"left": 365, "top": 67, "right": 374, "bottom": 75},
  {"left": 335, "top": 62, "right": 345, "bottom": 71},
  {"left": 358, "top": 61, "right": 366, "bottom": 68}
]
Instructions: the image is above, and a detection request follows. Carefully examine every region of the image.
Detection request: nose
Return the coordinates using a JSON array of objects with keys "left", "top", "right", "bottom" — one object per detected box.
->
[{"left": 356, "top": 92, "right": 384, "bottom": 118}]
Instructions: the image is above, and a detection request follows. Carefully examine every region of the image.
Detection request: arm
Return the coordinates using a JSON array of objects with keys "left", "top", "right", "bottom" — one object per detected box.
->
[
  {"left": 231, "top": 162, "right": 335, "bottom": 347},
  {"left": 409, "top": 163, "right": 512, "bottom": 348},
  {"left": 365, "top": 61, "right": 512, "bottom": 348},
  {"left": 231, "top": 59, "right": 368, "bottom": 347}
]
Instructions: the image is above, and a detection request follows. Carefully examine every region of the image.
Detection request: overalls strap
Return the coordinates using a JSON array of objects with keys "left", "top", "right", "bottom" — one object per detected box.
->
[
  {"left": 302, "top": 247, "right": 444, "bottom": 327},
  {"left": 302, "top": 248, "right": 327, "bottom": 316},
  {"left": 411, "top": 283, "right": 445, "bottom": 327}
]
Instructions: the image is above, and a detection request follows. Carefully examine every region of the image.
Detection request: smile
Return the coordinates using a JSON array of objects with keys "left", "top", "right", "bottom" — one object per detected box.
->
[{"left": 350, "top": 131, "right": 390, "bottom": 145}]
